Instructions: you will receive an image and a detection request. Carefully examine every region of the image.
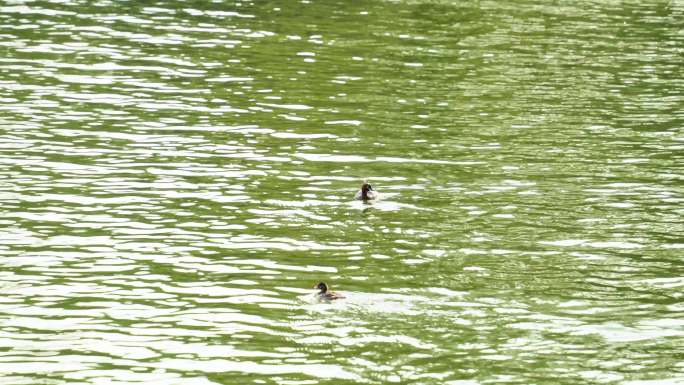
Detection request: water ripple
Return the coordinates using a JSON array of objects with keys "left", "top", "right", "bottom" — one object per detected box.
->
[{"left": 1, "top": 0, "right": 683, "bottom": 384}]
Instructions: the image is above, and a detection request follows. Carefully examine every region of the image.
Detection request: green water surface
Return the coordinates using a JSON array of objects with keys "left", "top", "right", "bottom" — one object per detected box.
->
[{"left": 0, "top": 0, "right": 683, "bottom": 384}]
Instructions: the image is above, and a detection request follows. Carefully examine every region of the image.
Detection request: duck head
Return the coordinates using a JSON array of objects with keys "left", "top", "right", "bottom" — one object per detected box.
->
[
  {"left": 361, "top": 182, "right": 374, "bottom": 199},
  {"left": 314, "top": 282, "right": 328, "bottom": 293}
]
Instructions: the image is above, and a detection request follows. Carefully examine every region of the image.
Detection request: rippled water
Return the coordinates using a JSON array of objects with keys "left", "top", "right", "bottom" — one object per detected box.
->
[{"left": 1, "top": 0, "right": 683, "bottom": 384}]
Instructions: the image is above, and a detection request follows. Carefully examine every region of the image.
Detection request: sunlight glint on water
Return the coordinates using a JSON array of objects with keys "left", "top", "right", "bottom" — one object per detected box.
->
[{"left": 0, "top": 0, "right": 683, "bottom": 384}]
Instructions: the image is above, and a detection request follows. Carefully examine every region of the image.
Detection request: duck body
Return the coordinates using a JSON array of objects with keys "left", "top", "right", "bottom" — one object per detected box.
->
[
  {"left": 355, "top": 182, "right": 378, "bottom": 201},
  {"left": 314, "top": 282, "right": 344, "bottom": 301}
]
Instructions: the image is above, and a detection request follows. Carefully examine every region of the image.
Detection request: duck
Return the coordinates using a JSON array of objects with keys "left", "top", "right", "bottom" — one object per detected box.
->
[
  {"left": 314, "top": 282, "right": 344, "bottom": 301},
  {"left": 355, "top": 180, "right": 378, "bottom": 201}
]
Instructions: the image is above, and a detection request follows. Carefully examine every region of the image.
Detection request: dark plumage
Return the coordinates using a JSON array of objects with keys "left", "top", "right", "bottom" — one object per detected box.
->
[
  {"left": 314, "top": 282, "right": 344, "bottom": 301},
  {"left": 355, "top": 181, "right": 378, "bottom": 200}
]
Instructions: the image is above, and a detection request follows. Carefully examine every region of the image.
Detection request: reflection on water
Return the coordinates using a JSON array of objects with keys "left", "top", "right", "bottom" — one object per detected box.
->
[{"left": 1, "top": 0, "right": 683, "bottom": 384}]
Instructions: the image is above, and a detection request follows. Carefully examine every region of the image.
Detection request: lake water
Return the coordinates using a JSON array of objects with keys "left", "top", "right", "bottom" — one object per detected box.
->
[{"left": 1, "top": 0, "right": 683, "bottom": 384}]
